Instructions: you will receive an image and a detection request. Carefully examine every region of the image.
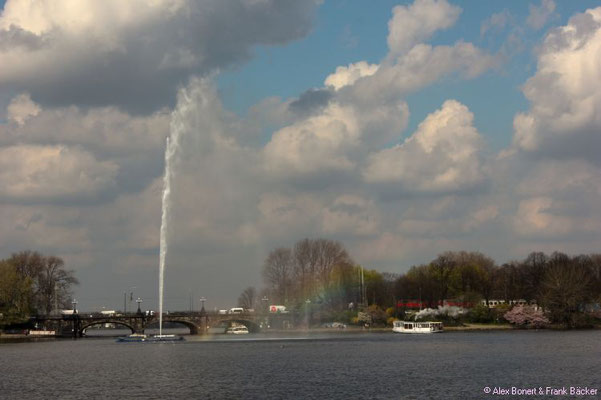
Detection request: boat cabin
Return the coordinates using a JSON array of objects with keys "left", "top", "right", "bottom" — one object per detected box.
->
[{"left": 392, "top": 321, "right": 443, "bottom": 333}]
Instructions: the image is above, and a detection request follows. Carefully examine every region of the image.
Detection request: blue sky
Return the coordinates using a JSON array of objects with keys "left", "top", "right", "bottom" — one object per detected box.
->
[{"left": 217, "top": 0, "right": 599, "bottom": 150}]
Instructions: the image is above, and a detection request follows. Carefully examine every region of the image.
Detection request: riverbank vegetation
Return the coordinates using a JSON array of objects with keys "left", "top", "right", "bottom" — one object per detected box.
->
[
  {"left": 0, "top": 251, "right": 78, "bottom": 325},
  {"left": 248, "top": 238, "right": 601, "bottom": 329}
]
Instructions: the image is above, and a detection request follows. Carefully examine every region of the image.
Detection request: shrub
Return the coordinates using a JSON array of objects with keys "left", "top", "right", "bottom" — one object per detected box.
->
[
  {"left": 467, "top": 304, "right": 494, "bottom": 323},
  {"left": 367, "top": 305, "right": 387, "bottom": 326}
]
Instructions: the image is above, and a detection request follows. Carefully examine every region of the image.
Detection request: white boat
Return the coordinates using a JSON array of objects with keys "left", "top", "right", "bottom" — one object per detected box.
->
[
  {"left": 226, "top": 326, "right": 249, "bottom": 334},
  {"left": 117, "top": 333, "right": 185, "bottom": 342},
  {"left": 392, "top": 321, "right": 443, "bottom": 333},
  {"left": 27, "top": 330, "right": 56, "bottom": 337}
]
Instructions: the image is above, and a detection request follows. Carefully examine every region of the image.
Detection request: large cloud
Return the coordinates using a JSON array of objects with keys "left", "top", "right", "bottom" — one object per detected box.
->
[
  {"left": 263, "top": 103, "right": 361, "bottom": 176},
  {"left": 512, "top": 6, "right": 601, "bottom": 162},
  {"left": 0, "top": 0, "right": 320, "bottom": 112},
  {"left": 512, "top": 159, "right": 601, "bottom": 239},
  {"left": 363, "top": 100, "right": 485, "bottom": 192},
  {"left": 0, "top": 93, "right": 170, "bottom": 197},
  {"left": 264, "top": 0, "right": 495, "bottom": 182},
  {"left": 347, "top": 42, "right": 497, "bottom": 106},
  {"left": 0, "top": 145, "right": 118, "bottom": 203},
  {"left": 1, "top": 94, "right": 169, "bottom": 153}
]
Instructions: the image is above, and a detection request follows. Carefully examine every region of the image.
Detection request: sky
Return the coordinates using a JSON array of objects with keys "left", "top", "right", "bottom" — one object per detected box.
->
[{"left": 1, "top": 0, "right": 600, "bottom": 312}]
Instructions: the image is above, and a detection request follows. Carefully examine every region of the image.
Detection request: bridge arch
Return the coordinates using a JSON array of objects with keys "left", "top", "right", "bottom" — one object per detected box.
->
[
  {"left": 218, "top": 319, "right": 261, "bottom": 333},
  {"left": 80, "top": 320, "right": 136, "bottom": 336},
  {"left": 154, "top": 319, "right": 200, "bottom": 335}
]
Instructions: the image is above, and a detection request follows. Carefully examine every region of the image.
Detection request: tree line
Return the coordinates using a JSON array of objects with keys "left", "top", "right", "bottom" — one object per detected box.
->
[
  {"left": 250, "top": 238, "right": 601, "bottom": 328},
  {"left": 0, "top": 251, "right": 78, "bottom": 324}
]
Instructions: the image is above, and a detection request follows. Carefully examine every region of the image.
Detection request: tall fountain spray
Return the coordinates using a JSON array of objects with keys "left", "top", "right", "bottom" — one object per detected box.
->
[
  {"left": 159, "top": 117, "right": 184, "bottom": 337},
  {"left": 157, "top": 87, "right": 190, "bottom": 339},
  {"left": 158, "top": 136, "right": 172, "bottom": 336}
]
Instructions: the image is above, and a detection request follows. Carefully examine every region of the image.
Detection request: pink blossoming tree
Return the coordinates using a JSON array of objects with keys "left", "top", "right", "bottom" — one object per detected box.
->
[{"left": 504, "top": 306, "right": 550, "bottom": 328}]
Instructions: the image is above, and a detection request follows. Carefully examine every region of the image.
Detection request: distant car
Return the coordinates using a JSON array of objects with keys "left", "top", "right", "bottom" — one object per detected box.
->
[
  {"left": 229, "top": 308, "right": 244, "bottom": 314},
  {"left": 323, "top": 322, "right": 347, "bottom": 329}
]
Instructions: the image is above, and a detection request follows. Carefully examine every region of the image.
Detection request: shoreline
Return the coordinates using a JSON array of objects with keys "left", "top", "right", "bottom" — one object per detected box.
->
[{"left": 3, "top": 323, "right": 600, "bottom": 341}]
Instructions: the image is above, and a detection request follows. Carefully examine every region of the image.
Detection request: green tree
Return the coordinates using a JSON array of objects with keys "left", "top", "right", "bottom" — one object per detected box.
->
[
  {"left": 0, "top": 261, "right": 33, "bottom": 324},
  {"left": 4, "top": 251, "right": 78, "bottom": 315},
  {"left": 429, "top": 252, "right": 457, "bottom": 305}
]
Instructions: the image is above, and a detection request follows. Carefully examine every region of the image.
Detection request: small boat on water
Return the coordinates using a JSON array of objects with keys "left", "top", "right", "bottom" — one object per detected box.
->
[
  {"left": 116, "top": 333, "right": 185, "bottom": 343},
  {"left": 226, "top": 326, "right": 249, "bottom": 334},
  {"left": 392, "top": 321, "right": 443, "bottom": 334}
]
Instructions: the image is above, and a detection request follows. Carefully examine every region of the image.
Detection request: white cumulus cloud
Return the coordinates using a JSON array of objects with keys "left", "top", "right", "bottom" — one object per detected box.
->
[
  {"left": 324, "top": 61, "right": 379, "bottom": 91},
  {"left": 363, "top": 100, "right": 485, "bottom": 192},
  {"left": 512, "top": 6, "right": 601, "bottom": 161},
  {"left": 387, "top": 0, "right": 461, "bottom": 56}
]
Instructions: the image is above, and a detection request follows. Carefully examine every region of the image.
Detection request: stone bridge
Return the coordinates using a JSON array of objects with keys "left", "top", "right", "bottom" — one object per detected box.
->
[{"left": 33, "top": 311, "right": 295, "bottom": 337}]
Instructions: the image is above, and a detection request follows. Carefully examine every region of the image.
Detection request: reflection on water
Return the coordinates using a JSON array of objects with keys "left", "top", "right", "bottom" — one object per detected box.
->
[
  {"left": 2, "top": 330, "right": 600, "bottom": 399},
  {"left": 83, "top": 328, "right": 190, "bottom": 337}
]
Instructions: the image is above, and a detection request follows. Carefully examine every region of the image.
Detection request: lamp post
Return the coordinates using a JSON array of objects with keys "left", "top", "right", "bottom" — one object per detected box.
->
[
  {"left": 136, "top": 297, "right": 143, "bottom": 314},
  {"left": 260, "top": 296, "right": 269, "bottom": 331},
  {"left": 305, "top": 299, "right": 311, "bottom": 329},
  {"left": 123, "top": 287, "right": 136, "bottom": 314},
  {"left": 199, "top": 297, "right": 207, "bottom": 335},
  {"left": 261, "top": 296, "right": 269, "bottom": 314},
  {"left": 71, "top": 299, "right": 79, "bottom": 339},
  {"left": 129, "top": 286, "right": 137, "bottom": 311}
]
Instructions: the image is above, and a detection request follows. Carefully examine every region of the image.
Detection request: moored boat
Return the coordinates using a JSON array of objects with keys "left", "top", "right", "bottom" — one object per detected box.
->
[
  {"left": 392, "top": 321, "right": 443, "bottom": 333},
  {"left": 117, "top": 333, "right": 148, "bottom": 342},
  {"left": 226, "top": 326, "right": 249, "bottom": 334},
  {"left": 116, "top": 333, "right": 185, "bottom": 342}
]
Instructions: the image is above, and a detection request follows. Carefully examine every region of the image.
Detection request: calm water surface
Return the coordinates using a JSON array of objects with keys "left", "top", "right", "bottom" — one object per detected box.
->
[{"left": 1, "top": 330, "right": 600, "bottom": 399}]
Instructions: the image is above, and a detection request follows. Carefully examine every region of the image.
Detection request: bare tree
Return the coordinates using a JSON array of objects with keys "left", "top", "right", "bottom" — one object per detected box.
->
[
  {"left": 518, "top": 252, "right": 549, "bottom": 301},
  {"left": 493, "top": 262, "right": 523, "bottom": 302},
  {"left": 262, "top": 248, "right": 293, "bottom": 304},
  {"left": 314, "top": 239, "right": 352, "bottom": 289},
  {"left": 541, "top": 253, "right": 593, "bottom": 327},
  {"left": 262, "top": 238, "right": 354, "bottom": 308},
  {"left": 293, "top": 238, "right": 320, "bottom": 300},
  {"left": 37, "top": 256, "right": 78, "bottom": 314},
  {"left": 292, "top": 238, "right": 354, "bottom": 303},
  {"left": 237, "top": 286, "right": 257, "bottom": 310}
]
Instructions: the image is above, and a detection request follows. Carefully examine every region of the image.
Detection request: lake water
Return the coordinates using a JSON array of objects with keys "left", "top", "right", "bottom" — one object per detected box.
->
[{"left": 1, "top": 330, "right": 600, "bottom": 399}]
